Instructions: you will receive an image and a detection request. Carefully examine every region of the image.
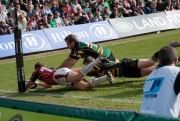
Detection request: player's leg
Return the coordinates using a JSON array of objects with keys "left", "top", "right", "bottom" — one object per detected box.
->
[
  {"left": 80, "top": 55, "right": 109, "bottom": 76},
  {"left": 137, "top": 51, "right": 159, "bottom": 69},
  {"left": 68, "top": 70, "right": 115, "bottom": 84},
  {"left": 137, "top": 59, "right": 156, "bottom": 69},
  {"left": 140, "top": 66, "right": 155, "bottom": 77},
  {"left": 72, "top": 81, "right": 93, "bottom": 90},
  {"left": 72, "top": 72, "right": 116, "bottom": 90}
]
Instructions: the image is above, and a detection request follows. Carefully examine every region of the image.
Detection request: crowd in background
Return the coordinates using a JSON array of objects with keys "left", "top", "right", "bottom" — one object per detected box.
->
[{"left": 0, "top": 0, "right": 179, "bottom": 35}]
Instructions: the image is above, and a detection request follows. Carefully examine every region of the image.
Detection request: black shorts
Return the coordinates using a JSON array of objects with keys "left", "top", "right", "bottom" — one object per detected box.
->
[
  {"left": 121, "top": 59, "right": 141, "bottom": 78},
  {"left": 107, "top": 52, "right": 116, "bottom": 61}
]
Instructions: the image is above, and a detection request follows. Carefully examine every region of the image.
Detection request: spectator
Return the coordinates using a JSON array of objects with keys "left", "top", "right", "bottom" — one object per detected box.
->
[
  {"left": 26, "top": 4, "right": 36, "bottom": 21},
  {"left": 0, "top": 1, "right": 7, "bottom": 14},
  {"left": 18, "top": 14, "right": 27, "bottom": 32},
  {"left": 102, "top": 6, "right": 111, "bottom": 19},
  {"left": 98, "top": 1, "right": 105, "bottom": 12},
  {"left": 10, "top": 3, "right": 27, "bottom": 24},
  {"left": 61, "top": 0, "right": 74, "bottom": 18},
  {"left": 71, "top": 0, "right": 81, "bottom": 13},
  {"left": 40, "top": 1, "right": 53, "bottom": 17},
  {"left": 91, "top": 2, "right": 98, "bottom": 14},
  {"left": 50, "top": 1, "right": 64, "bottom": 17},
  {"left": 174, "top": 0, "right": 180, "bottom": 9},
  {"left": 32, "top": 0, "right": 44, "bottom": 5},
  {"left": 83, "top": 1, "right": 91, "bottom": 14},
  {"left": 94, "top": 10, "right": 103, "bottom": 22},
  {"left": 7, "top": 17, "right": 14, "bottom": 33},
  {"left": 7, "top": 1, "right": 15, "bottom": 17},
  {"left": 104, "top": 0, "right": 110, "bottom": 9},
  {"left": 26, "top": 14, "right": 38, "bottom": 31},
  {"left": 0, "top": 20, "right": 12, "bottom": 35},
  {"left": 74, "top": 6, "right": 89, "bottom": 25},
  {"left": 156, "top": 0, "right": 165, "bottom": 12},
  {"left": 164, "top": 0, "right": 173, "bottom": 11},
  {"left": 45, "top": 0, "right": 51, "bottom": 8},
  {"left": 143, "top": 1, "right": 157, "bottom": 14},
  {"left": 122, "top": 0, "right": 132, "bottom": 17},
  {"left": 110, "top": 7, "right": 119, "bottom": 18},
  {"left": 110, "top": 0, "right": 120, "bottom": 10},
  {"left": 130, "top": 0, "right": 145, "bottom": 16},
  {"left": 47, "top": 13, "right": 57, "bottom": 28},
  {"left": 19, "top": 0, "right": 27, "bottom": 11},
  {"left": 63, "top": 12, "right": 73, "bottom": 26},
  {"left": 116, "top": 3, "right": 128, "bottom": 18},
  {"left": 0, "top": 7, "right": 8, "bottom": 22},
  {"left": 1, "top": 0, "right": 8, "bottom": 5},
  {"left": 87, "top": 12, "right": 96, "bottom": 22},
  {"left": 34, "top": 3, "right": 41, "bottom": 18},
  {"left": 54, "top": 11, "right": 65, "bottom": 27},
  {"left": 37, "top": 14, "right": 51, "bottom": 29},
  {"left": 26, "top": 0, "right": 34, "bottom": 9},
  {"left": 57, "top": 0, "right": 64, "bottom": 7},
  {"left": 102, "top": 14, "right": 108, "bottom": 20}
]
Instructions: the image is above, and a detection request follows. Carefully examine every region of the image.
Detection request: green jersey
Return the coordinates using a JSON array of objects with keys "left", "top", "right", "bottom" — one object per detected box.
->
[
  {"left": 69, "top": 41, "right": 115, "bottom": 61},
  {"left": 49, "top": 20, "right": 57, "bottom": 28}
]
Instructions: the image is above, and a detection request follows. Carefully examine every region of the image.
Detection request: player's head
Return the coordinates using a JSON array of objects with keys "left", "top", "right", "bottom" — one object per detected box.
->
[
  {"left": 64, "top": 34, "right": 78, "bottom": 49},
  {"left": 34, "top": 62, "right": 45, "bottom": 70},
  {"left": 83, "top": 56, "right": 95, "bottom": 65},
  {"left": 158, "top": 46, "right": 178, "bottom": 66}
]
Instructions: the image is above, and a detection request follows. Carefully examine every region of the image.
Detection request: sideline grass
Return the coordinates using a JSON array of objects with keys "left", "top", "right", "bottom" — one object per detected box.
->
[
  {"left": 0, "top": 30, "right": 180, "bottom": 112},
  {"left": 0, "top": 107, "right": 91, "bottom": 121}
]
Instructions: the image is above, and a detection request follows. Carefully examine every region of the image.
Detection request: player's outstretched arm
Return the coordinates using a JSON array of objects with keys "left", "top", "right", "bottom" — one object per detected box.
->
[
  {"left": 25, "top": 80, "right": 36, "bottom": 90},
  {"left": 57, "top": 57, "right": 78, "bottom": 69},
  {"left": 35, "top": 81, "right": 52, "bottom": 89}
]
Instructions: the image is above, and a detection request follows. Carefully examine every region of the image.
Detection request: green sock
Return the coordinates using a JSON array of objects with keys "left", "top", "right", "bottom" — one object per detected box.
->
[{"left": 151, "top": 51, "right": 159, "bottom": 62}]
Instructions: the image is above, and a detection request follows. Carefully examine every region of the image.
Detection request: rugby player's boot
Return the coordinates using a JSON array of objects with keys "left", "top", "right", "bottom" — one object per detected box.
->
[{"left": 106, "top": 71, "right": 116, "bottom": 84}]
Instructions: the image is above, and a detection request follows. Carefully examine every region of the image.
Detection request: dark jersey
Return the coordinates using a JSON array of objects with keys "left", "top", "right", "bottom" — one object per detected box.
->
[
  {"left": 30, "top": 67, "right": 58, "bottom": 85},
  {"left": 69, "top": 41, "right": 116, "bottom": 61}
]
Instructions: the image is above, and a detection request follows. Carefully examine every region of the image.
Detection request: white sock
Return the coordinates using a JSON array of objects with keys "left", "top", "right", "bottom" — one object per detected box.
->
[
  {"left": 80, "top": 58, "right": 101, "bottom": 76},
  {"left": 89, "top": 75, "right": 107, "bottom": 87}
]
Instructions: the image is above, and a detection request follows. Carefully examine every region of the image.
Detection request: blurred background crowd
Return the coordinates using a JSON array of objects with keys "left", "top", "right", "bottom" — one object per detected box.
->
[{"left": 0, "top": 0, "right": 179, "bottom": 35}]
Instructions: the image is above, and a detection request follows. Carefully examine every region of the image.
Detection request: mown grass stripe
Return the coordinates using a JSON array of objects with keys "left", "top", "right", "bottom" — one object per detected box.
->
[{"left": 0, "top": 90, "right": 141, "bottom": 104}]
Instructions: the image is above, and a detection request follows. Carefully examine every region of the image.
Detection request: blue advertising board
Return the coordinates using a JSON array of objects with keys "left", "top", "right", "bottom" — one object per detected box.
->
[
  {"left": 0, "top": 34, "right": 15, "bottom": 58},
  {"left": 22, "top": 30, "right": 53, "bottom": 54},
  {"left": 43, "top": 21, "right": 119, "bottom": 49},
  {"left": 0, "top": 30, "right": 53, "bottom": 58}
]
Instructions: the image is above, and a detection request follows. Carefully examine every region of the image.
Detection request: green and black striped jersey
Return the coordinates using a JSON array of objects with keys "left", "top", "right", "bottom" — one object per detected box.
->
[{"left": 69, "top": 41, "right": 112, "bottom": 60}]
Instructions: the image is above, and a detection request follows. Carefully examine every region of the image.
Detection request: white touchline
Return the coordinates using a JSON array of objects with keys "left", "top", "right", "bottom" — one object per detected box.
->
[{"left": 0, "top": 89, "right": 141, "bottom": 104}]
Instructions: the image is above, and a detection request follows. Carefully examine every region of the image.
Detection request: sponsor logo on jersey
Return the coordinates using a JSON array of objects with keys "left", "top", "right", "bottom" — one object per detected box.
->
[
  {"left": 143, "top": 77, "right": 164, "bottom": 99},
  {"left": 22, "top": 34, "right": 45, "bottom": 50},
  {"left": 89, "top": 24, "right": 113, "bottom": 38},
  {"left": 115, "top": 22, "right": 133, "bottom": 32}
]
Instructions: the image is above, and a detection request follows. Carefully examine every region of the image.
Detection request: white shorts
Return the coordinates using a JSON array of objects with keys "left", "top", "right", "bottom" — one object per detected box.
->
[{"left": 53, "top": 68, "right": 72, "bottom": 86}]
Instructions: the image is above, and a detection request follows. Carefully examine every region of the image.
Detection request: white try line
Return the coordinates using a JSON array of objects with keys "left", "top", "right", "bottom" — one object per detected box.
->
[
  {"left": 0, "top": 89, "right": 141, "bottom": 104},
  {"left": 1, "top": 30, "right": 179, "bottom": 65}
]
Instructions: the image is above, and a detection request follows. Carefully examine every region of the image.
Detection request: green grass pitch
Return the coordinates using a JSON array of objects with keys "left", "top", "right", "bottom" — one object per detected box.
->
[{"left": 0, "top": 29, "right": 180, "bottom": 112}]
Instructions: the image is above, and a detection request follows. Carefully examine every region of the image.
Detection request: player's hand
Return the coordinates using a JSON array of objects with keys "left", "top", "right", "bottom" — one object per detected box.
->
[{"left": 25, "top": 80, "right": 37, "bottom": 89}]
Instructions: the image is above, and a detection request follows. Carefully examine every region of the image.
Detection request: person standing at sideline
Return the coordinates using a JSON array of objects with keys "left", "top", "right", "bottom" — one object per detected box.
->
[
  {"left": 57, "top": 34, "right": 119, "bottom": 69},
  {"left": 140, "top": 46, "right": 180, "bottom": 118}
]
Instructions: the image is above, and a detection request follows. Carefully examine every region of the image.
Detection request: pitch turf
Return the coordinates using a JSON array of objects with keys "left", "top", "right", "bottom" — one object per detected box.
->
[
  {"left": 0, "top": 29, "right": 180, "bottom": 112},
  {"left": 0, "top": 107, "right": 91, "bottom": 121}
]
